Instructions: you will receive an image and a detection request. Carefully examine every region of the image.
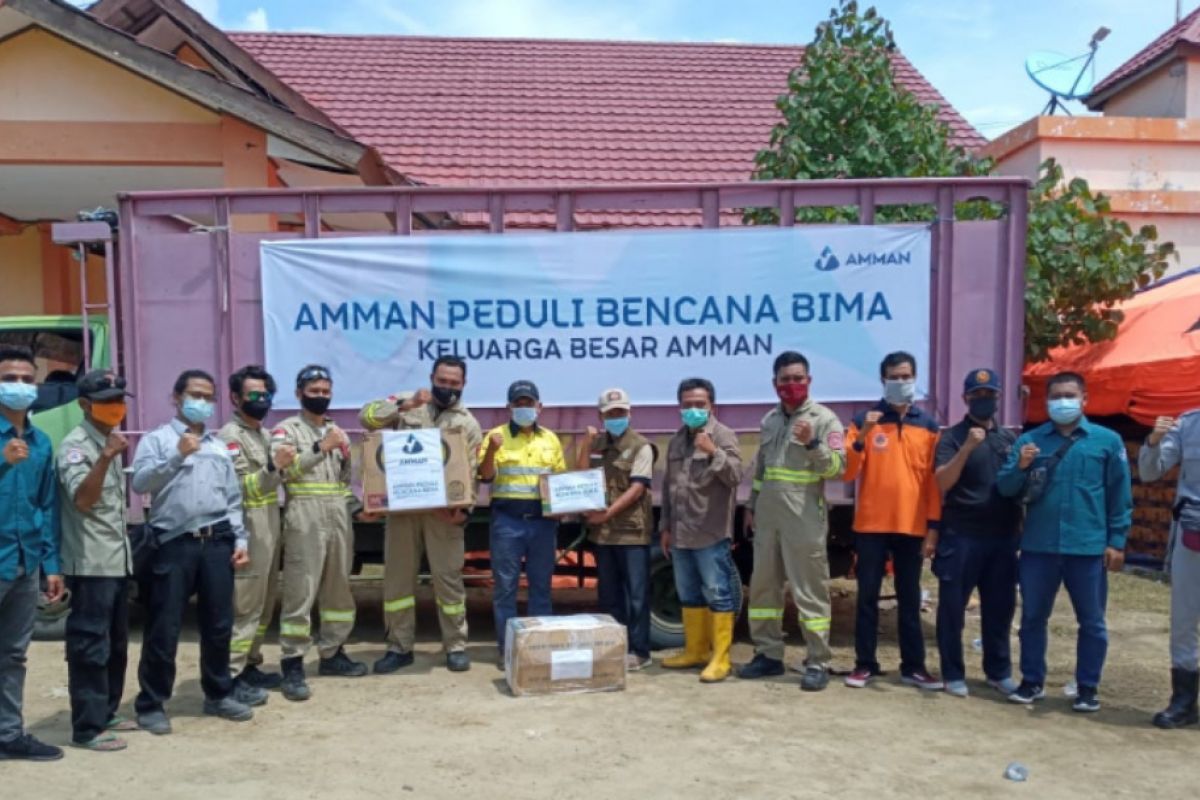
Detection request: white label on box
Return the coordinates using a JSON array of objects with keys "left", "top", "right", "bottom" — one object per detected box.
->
[
  {"left": 545, "top": 469, "right": 606, "bottom": 514},
  {"left": 382, "top": 428, "right": 447, "bottom": 511},
  {"left": 550, "top": 649, "right": 594, "bottom": 681}
]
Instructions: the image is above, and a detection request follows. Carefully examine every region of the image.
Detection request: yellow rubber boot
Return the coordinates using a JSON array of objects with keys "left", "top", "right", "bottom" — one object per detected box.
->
[
  {"left": 699, "top": 611, "right": 735, "bottom": 683},
  {"left": 661, "top": 607, "right": 712, "bottom": 669}
]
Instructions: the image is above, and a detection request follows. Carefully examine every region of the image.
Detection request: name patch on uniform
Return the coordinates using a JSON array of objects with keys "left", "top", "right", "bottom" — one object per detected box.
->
[
  {"left": 826, "top": 431, "right": 844, "bottom": 450},
  {"left": 66, "top": 448, "right": 85, "bottom": 464}
]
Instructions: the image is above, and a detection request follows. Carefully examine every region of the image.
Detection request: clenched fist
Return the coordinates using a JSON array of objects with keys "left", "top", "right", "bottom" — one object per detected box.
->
[
  {"left": 1149, "top": 416, "right": 1175, "bottom": 447},
  {"left": 963, "top": 427, "right": 986, "bottom": 451},
  {"left": 319, "top": 427, "right": 346, "bottom": 454},
  {"left": 3, "top": 438, "right": 29, "bottom": 465},
  {"left": 178, "top": 433, "right": 201, "bottom": 457},
  {"left": 694, "top": 431, "right": 717, "bottom": 455},
  {"left": 489, "top": 431, "right": 505, "bottom": 450},
  {"left": 274, "top": 444, "right": 296, "bottom": 471},
  {"left": 1018, "top": 443, "right": 1040, "bottom": 470},
  {"left": 793, "top": 419, "right": 814, "bottom": 445},
  {"left": 102, "top": 432, "right": 128, "bottom": 460},
  {"left": 404, "top": 389, "right": 433, "bottom": 410},
  {"left": 862, "top": 410, "right": 883, "bottom": 433}
]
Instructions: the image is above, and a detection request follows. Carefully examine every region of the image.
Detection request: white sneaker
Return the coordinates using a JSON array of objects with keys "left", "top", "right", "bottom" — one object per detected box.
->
[
  {"left": 987, "top": 676, "right": 1019, "bottom": 696},
  {"left": 945, "top": 679, "right": 969, "bottom": 697},
  {"left": 625, "top": 654, "right": 652, "bottom": 672}
]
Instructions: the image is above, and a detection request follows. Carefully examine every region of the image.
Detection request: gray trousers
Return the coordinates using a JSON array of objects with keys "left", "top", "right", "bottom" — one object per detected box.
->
[
  {"left": 0, "top": 566, "right": 38, "bottom": 743},
  {"left": 1171, "top": 525, "right": 1200, "bottom": 671}
]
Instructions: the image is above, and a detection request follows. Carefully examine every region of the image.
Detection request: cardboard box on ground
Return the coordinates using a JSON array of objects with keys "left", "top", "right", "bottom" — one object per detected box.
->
[
  {"left": 361, "top": 428, "right": 474, "bottom": 514},
  {"left": 505, "top": 614, "right": 627, "bottom": 697}
]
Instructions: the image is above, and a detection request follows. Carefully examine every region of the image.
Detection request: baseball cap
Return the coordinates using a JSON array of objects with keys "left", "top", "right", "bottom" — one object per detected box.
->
[
  {"left": 963, "top": 368, "right": 1001, "bottom": 394},
  {"left": 507, "top": 380, "right": 540, "bottom": 403},
  {"left": 598, "top": 388, "right": 631, "bottom": 413},
  {"left": 77, "top": 370, "right": 132, "bottom": 402}
]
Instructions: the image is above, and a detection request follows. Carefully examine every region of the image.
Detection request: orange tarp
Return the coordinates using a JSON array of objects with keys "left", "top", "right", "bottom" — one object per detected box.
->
[{"left": 1024, "top": 272, "right": 1200, "bottom": 425}]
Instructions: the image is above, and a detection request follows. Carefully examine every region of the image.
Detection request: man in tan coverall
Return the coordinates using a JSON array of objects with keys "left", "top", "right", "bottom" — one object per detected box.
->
[
  {"left": 738, "top": 351, "right": 845, "bottom": 692},
  {"left": 271, "top": 364, "right": 366, "bottom": 702},
  {"left": 219, "top": 365, "right": 285, "bottom": 697},
  {"left": 359, "top": 355, "right": 482, "bottom": 673}
]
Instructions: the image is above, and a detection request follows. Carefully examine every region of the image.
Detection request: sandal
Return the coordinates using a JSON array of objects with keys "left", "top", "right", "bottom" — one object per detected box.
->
[
  {"left": 106, "top": 716, "right": 139, "bottom": 732},
  {"left": 73, "top": 734, "right": 128, "bottom": 752}
]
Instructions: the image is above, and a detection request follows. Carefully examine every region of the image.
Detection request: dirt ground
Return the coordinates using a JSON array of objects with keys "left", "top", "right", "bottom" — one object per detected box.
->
[{"left": 4, "top": 571, "right": 1195, "bottom": 799}]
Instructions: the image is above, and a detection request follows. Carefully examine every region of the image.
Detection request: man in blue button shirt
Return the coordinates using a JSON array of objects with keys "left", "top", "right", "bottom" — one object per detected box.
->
[
  {"left": 997, "top": 371, "right": 1132, "bottom": 712},
  {"left": 0, "top": 345, "right": 63, "bottom": 762}
]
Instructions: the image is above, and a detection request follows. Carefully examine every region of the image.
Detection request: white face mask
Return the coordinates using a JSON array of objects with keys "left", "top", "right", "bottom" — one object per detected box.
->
[{"left": 884, "top": 379, "right": 916, "bottom": 406}]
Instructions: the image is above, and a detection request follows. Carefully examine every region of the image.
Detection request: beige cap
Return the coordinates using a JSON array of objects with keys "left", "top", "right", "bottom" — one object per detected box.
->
[{"left": 598, "top": 387, "right": 631, "bottom": 413}]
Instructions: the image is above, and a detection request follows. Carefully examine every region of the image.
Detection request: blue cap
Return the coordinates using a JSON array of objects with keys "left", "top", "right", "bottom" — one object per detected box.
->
[
  {"left": 963, "top": 368, "right": 1001, "bottom": 394},
  {"left": 507, "top": 380, "right": 540, "bottom": 403}
]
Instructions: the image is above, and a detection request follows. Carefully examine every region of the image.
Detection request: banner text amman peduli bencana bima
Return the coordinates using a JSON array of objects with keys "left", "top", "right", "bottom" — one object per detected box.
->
[{"left": 260, "top": 225, "right": 931, "bottom": 409}]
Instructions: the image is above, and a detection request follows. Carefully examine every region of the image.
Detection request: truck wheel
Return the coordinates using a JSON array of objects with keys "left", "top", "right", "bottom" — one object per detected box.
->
[{"left": 649, "top": 557, "right": 684, "bottom": 650}]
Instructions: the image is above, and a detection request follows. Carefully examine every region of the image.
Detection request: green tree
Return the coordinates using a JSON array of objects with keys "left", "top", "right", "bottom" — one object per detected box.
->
[{"left": 749, "top": 0, "right": 1177, "bottom": 361}]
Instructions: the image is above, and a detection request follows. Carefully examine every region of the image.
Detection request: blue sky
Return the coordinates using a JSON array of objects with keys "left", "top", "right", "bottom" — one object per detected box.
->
[{"left": 113, "top": 0, "right": 1195, "bottom": 138}]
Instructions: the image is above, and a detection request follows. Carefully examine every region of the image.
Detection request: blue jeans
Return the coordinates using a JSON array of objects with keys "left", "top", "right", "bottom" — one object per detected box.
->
[
  {"left": 595, "top": 544, "right": 651, "bottom": 658},
  {"left": 933, "top": 530, "right": 1018, "bottom": 683},
  {"left": 1018, "top": 552, "right": 1108, "bottom": 688},
  {"left": 490, "top": 511, "right": 557, "bottom": 649},
  {"left": 671, "top": 539, "right": 739, "bottom": 613},
  {"left": 0, "top": 566, "right": 38, "bottom": 743}
]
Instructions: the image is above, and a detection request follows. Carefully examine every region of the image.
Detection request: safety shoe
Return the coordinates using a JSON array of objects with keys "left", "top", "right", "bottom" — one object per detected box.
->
[
  {"left": 446, "top": 651, "right": 471, "bottom": 672},
  {"left": 845, "top": 667, "right": 876, "bottom": 689},
  {"left": 736, "top": 654, "right": 785, "bottom": 680},
  {"left": 320, "top": 648, "right": 369, "bottom": 678},
  {"left": 901, "top": 670, "right": 945, "bottom": 691},
  {"left": 1153, "top": 668, "right": 1200, "bottom": 729},
  {"left": 239, "top": 665, "right": 283, "bottom": 691},
  {"left": 203, "top": 696, "right": 254, "bottom": 722},
  {"left": 945, "top": 679, "right": 970, "bottom": 698},
  {"left": 373, "top": 650, "right": 415, "bottom": 675},
  {"left": 1072, "top": 686, "right": 1101, "bottom": 713},
  {"left": 1008, "top": 681, "right": 1046, "bottom": 705},
  {"left": 136, "top": 709, "right": 172, "bottom": 735},
  {"left": 280, "top": 657, "right": 311, "bottom": 702},
  {"left": 0, "top": 733, "right": 64, "bottom": 762},
  {"left": 800, "top": 665, "right": 830, "bottom": 692},
  {"left": 233, "top": 679, "right": 269, "bottom": 707},
  {"left": 987, "top": 676, "right": 1020, "bottom": 696}
]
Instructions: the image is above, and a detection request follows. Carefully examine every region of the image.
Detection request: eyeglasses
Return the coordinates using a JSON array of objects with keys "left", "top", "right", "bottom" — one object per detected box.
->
[
  {"left": 296, "top": 366, "right": 331, "bottom": 388},
  {"left": 245, "top": 390, "right": 273, "bottom": 403}
]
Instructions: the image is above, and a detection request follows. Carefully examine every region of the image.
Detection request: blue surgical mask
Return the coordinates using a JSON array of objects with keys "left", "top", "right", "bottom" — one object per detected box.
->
[
  {"left": 884, "top": 379, "right": 916, "bottom": 406},
  {"left": 0, "top": 381, "right": 38, "bottom": 411},
  {"left": 603, "top": 418, "right": 630, "bottom": 438},
  {"left": 1047, "top": 397, "right": 1083, "bottom": 426},
  {"left": 512, "top": 406, "right": 538, "bottom": 428},
  {"left": 681, "top": 408, "right": 709, "bottom": 429},
  {"left": 181, "top": 397, "right": 215, "bottom": 424}
]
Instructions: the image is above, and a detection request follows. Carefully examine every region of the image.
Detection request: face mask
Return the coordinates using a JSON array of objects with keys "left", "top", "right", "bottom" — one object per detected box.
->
[
  {"left": 1047, "top": 397, "right": 1083, "bottom": 426},
  {"left": 431, "top": 386, "right": 461, "bottom": 408},
  {"left": 240, "top": 399, "right": 272, "bottom": 421},
  {"left": 884, "top": 379, "right": 916, "bottom": 406},
  {"left": 681, "top": 408, "right": 709, "bottom": 429},
  {"left": 181, "top": 397, "right": 214, "bottom": 424},
  {"left": 512, "top": 407, "right": 538, "bottom": 428},
  {"left": 0, "top": 381, "right": 38, "bottom": 411},
  {"left": 777, "top": 382, "right": 809, "bottom": 408},
  {"left": 604, "top": 418, "right": 630, "bottom": 438},
  {"left": 91, "top": 401, "right": 127, "bottom": 428},
  {"left": 301, "top": 395, "right": 331, "bottom": 416},
  {"left": 967, "top": 396, "right": 997, "bottom": 421}
]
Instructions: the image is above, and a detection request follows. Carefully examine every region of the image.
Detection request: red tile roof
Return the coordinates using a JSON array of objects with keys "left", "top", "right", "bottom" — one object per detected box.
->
[
  {"left": 1090, "top": 5, "right": 1200, "bottom": 102},
  {"left": 230, "top": 34, "right": 985, "bottom": 202}
]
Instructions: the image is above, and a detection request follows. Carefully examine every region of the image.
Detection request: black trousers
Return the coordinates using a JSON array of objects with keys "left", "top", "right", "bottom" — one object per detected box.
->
[
  {"left": 135, "top": 534, "right": 235, "bottom": 713},
  {"left": 65, "top": 576, "right": 130, "bottom": 743},
  {"left": 854, "top": 533, "right": 927, "bottom": 675}
]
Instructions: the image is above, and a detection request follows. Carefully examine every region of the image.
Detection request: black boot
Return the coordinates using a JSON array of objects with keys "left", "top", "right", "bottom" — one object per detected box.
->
[
  {"left": 1152, "top": 668, "right": 1199, "bottom": 729},
  {"left": 280, "top": 656, "right": 312, "bottom": 702}
]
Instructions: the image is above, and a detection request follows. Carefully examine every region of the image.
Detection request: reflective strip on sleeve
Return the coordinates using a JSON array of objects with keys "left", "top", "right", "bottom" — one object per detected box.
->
[
  {"left": 320, "top": 609, "right": 356, "bottom": 623},
  {"left": 280, "top": 621, "right": 311, "bottom": 638},
  {"left": 802, "top": 617, "right": 832, "bottom": 632},
  {"left": 256, "top": 624, "right": 269, "bottom": 638},
  {"left": 763, "top": 467, "right": 823, "bottom": 484},
  {"left": 383, "top": 596, "right": 416, "bottom": 613},
  {"left": 819, "top": 451, "right": 844, "bottom": 479},
  {"left": 244, "top": 495, "right": 277, "bottom": 509},
  {"left": 243, "top": 472, "right": 260, "bottom": 499},
  {"left": 752, "top": 479, "right": 763, "bottom": 491},
  {"left": 748, "top": 607, "right": 785, "bottom": 621},
  {"left": 230, "top": 638, "right": 254, "bottom": 653},
  {"left": 437, "top": 599, "right": 467, "bottom": 617}
]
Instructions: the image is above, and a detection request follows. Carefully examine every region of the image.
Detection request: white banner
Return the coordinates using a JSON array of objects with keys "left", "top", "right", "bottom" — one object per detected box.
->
[{"left": 261, "top": 226, "right": 931, "bottom": 409}]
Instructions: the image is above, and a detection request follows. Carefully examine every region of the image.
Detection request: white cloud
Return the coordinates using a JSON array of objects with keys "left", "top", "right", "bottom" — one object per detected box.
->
[
  {"left": 188, "top": 0, "right": 221, "bottom": 23},
  {"left": 239, "top": 7, "right": 270, "bottom": 31}
]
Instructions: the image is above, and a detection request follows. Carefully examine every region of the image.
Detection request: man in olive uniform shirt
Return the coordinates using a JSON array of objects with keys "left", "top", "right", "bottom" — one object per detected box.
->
[{"left": 57, "top": 370, "right": 135, "bottom": 751}]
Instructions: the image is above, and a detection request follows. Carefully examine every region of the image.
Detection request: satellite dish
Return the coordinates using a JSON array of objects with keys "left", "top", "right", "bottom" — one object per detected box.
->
[{"left": 1025, "top": 27, "right": 1110, "bottom": 115}]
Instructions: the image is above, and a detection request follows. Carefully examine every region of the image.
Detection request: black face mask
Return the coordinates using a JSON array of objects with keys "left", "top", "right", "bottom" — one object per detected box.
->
[
  {"left": 240, "top": 399, "right": 272, "bottom": 421},
  {"left": 431, "top": 385, "right": 461, "bottom": 408},
  {"left": 301, "top": 395, "right": 331, "bottom": 415},
  {"left": 968, "top": 396, "right": 997, "bottom": 421}
]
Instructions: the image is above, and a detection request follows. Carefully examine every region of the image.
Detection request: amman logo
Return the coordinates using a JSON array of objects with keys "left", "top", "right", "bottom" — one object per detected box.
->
[
  {"left": 815, "top": 246, "right": 840, "bottom": 272},
  {"left": 402, "top": 434, "right": 424, "bottom": 455}
]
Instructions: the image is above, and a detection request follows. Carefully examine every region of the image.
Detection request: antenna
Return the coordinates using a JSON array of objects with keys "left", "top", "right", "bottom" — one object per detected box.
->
[{"left": 1025, "top": 26, "right": 1110, "bottom": 115}]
